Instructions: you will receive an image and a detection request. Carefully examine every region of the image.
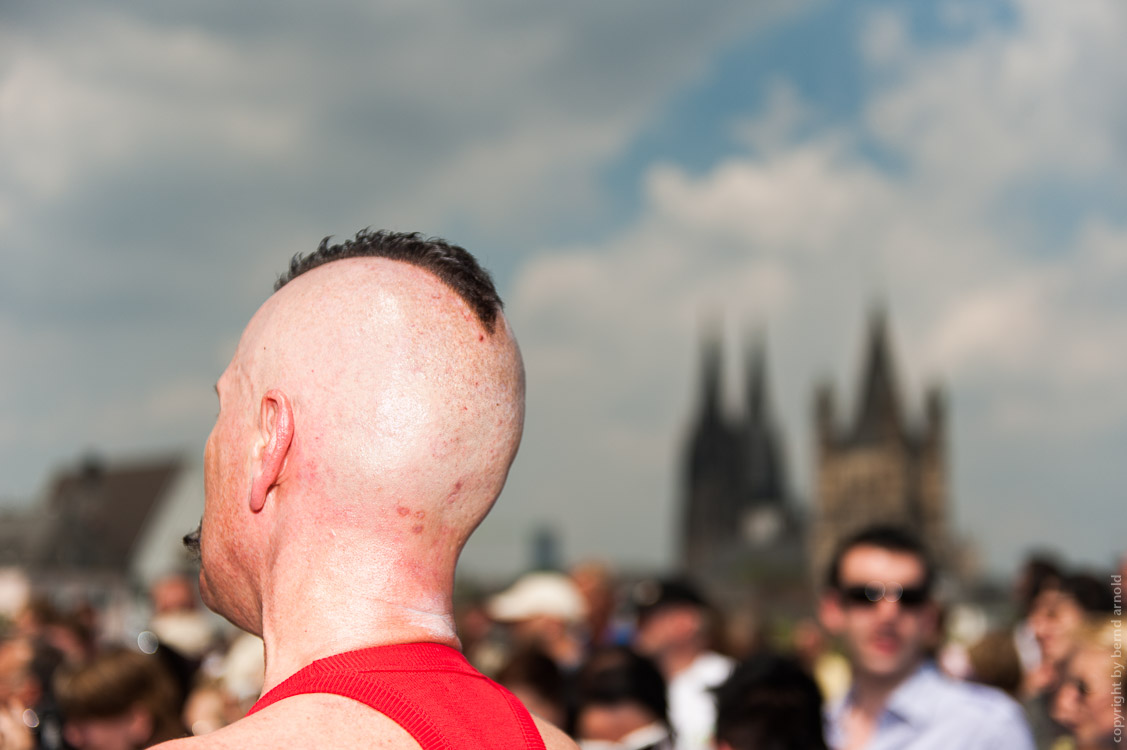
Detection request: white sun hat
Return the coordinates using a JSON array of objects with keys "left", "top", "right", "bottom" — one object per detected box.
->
[{"left": 486, "top": 571, "right": 588, "bottom": 623}]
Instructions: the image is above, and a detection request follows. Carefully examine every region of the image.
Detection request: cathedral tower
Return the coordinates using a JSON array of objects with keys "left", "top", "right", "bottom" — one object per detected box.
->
[
  {"left": 811, "top": 308, "right": 949, "bottom": 583},
  {"left": 682, "top": 325, "right": 797, "bottom": 583}
]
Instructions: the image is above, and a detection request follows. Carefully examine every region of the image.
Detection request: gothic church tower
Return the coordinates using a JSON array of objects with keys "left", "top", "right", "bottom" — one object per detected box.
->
[
  {"left": 682, "top": 326, "right": 798, "bottom": 583},
  {"left": 810, "top": 308, "right": 948, "bottom": 582}
]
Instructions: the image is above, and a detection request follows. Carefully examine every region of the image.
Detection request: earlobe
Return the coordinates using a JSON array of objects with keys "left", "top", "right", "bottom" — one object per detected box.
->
[
  {"left": 819, "top": 594, "right": 844, "bottom": 634},
  {"left": 249, "top": 389, "right": 294, "bottom": 513}
]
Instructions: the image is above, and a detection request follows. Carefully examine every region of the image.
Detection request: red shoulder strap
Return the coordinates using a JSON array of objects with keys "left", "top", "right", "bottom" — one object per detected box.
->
[{"left": 249, "top": 643, "right": 546, "bottom": 750}]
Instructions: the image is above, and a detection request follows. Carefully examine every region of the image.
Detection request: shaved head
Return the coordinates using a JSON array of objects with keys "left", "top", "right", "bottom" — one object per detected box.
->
[
  {"left": 200, "top": 233, "right": 524, "bottom": 634},
  {"left": 181, "top": 230, "right": 583, "bottom": 750},
  {"left": 257, "top": 257, "right": 522, "bottom": 518}
]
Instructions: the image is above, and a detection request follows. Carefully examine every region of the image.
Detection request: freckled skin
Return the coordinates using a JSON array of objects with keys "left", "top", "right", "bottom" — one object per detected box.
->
[{"left": 167, "top": 256, "right": 568, "bottom": 750}]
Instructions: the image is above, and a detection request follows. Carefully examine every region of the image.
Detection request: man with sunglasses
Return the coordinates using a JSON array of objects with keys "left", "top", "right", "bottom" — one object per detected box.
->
[{"left": 819, "top": 525, "right": 1033, "bottom": 750}]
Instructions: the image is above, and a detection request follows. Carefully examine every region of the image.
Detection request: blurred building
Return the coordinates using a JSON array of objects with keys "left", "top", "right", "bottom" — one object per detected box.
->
[
  {"left": 680, "top": 328, "right": 806, "bottom": 610},
  {"left": 680, "top": 307, "right": 955, "bottom": 608},
  {"left": 0, "top": 453, "right": 203, "bottom": 632},
  {"left": 810, "top": 308, "right": 950, "bottom": 584}
]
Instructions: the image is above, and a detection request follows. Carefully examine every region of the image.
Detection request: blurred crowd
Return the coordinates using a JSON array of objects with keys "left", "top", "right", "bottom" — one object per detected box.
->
[
  {"left": 0, "top": 543, "right": 1121, "bottom": 750},
  {"left": 0, "top": 574, "right": 263, "bottom": 750}
]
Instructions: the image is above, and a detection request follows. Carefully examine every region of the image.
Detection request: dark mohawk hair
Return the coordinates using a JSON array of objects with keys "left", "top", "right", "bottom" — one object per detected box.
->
[{"left": 275, "top": 229, "right": 504, "bottom": 333}]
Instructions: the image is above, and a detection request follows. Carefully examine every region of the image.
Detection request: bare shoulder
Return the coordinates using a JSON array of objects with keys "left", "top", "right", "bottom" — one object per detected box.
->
[
  {"left": 533, "top": 716, "right": 580, "bottom": 750},
  {"left": 150, "top": 694, "right": 421, "bottom": 749},
  {"left": 151, "top": 695, "right": 577, "bottom": 750}
]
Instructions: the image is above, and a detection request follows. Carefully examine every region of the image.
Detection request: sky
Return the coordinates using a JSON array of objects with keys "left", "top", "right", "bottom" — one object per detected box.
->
[{"left": 1, "top": 0, "right": 1124, "bottom": 581}]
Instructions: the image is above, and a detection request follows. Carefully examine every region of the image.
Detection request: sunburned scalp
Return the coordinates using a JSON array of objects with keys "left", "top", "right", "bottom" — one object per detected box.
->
[{"left": 238, "top": 256, "right": 524, "bottom": 558}]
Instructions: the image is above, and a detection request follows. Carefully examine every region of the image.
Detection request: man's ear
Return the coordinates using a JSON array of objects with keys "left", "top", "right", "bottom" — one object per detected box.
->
[
  {"left": 819, "top": 591, "right": 844, "bottom": 635},
  {"left": 248, "top": 389, "right": 294, "bottom": 513}
]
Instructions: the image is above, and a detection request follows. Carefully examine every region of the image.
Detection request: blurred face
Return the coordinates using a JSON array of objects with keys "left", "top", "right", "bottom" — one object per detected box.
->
[
  {"left": 0, "top": 639, "right": 33, "bottom": 705},
  {"left": 634, "top": 606, "right": 704, "bottom": 661},
  {"left": 150, "top": 576, "right": 195, "bottom": 616},
  {"left": 1053, "top": 646, "right": 1118, "bottom": 747},
  {"left": 1030, "top": 588, "right": 1086, "bottom": 669},
  {"left": 821, "top": 545, "right": 936, "bottom": 685},
  {"left": 571, "top": 564, "right": 614, "bottom": 627}
]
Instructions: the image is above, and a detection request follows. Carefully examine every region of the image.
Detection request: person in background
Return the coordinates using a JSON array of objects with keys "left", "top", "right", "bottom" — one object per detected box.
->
[
  {"left": 632, "top": 580, "right": 732, "bottom": 750},
  {"left": 0, "top": 635, "right": 67, "bottom": 750},
  {"left": 819, "top": 525, "right": 1033, "bottom": 750},
  {"left": 791, "top": 617, "right": 850, "bottom": 707},
  {"left": 574, "top": 647, "right": 672, "bottom": 750},
  {"left": 967, "top": 629, "right": 1023, "bottom": 698},
  {"left": 1051, "top": 619, "right": 1120, "bottom": 750},
  {"left": 55, "top": 646, "right": 185, "bottom": 750},
  {"left": 1029, "top": 573, "right": 1113, "bottom": 691},
  {"left": 179, "top": 629, "right": 265, "bottom": 736},
  {"left": 719, "top": 606, "right": 765, "bottom": 664},
  {"left": 571, "top": 562, "right": 625, "bottom": 648},
  {"left": 488, "top": 571, "right": 589, "bottom": 672},
  {"left": 1026, "top": 571, "right": 1115, "bottom": 749},
  {"left": 455, "top": 594, "right": 509, "bottom": 677},
  {"left": 496, "top": 648, "right": 570, "bottom": 732},
  {"left": 12, "top": 597, "right": 94, "bottom": 668},
  {"left": 146, "top": 574, "right": 217, "bottom": 721},
  {"left": 712, "top": 652, "right": 828, "bottom": 750},
  {"left": 1012, "top": 555, "right": 1063, "bottom": 687}
]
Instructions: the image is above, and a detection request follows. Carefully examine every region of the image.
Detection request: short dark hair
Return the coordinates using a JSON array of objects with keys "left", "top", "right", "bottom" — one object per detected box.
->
[
  {"left": 495, "top": 647, "right": 566, "bottom": 720},
  {"left": 632, "top": 578, "right": 709, "bottom": 626},
  {"left": 825, "top": 525, "right": 934, "bottom": 593},
  {"left": 577, "top": 647, "right": 668, "bottom": 729},
  {"left": 276, "top": 229, "right": 504, "bottom": 333},
  {"left": 713, "top": 652, "right": 827, "bottom": 750},
  {"left": 1018, "top": 554, "right": 1063, "bottom": 613},
  {"left": 1059, "top": 572, "right": 1116, "bottom": 614},
  {"left": 55, "top": 647, "right": 184, "bottom": 744}
]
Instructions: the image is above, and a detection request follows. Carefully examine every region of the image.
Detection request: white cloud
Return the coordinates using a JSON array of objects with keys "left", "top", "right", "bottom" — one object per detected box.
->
[
  {"left": 861, "top": 7, "right": 909, "bottom": 66},
  {"left": 0, "top": 16, "right": 305, "bottom": 204},
  {"left": 1, "top": 1, "right": 806, "bottom": 252},
  {"left": 484, "top": 0, "right": 1127, "bottom": 575},
  {"left": 2, "top": 0, "right": 1123, "bottom": 577},
  {"left": 866, "top": 0, "right": 1127, "bottom": 194},
  {"left": 731, "top": 79, "right": 816, "bottom": 154},
  {"left": 0, "top": 0, "right": 809, "bottom": 503}
]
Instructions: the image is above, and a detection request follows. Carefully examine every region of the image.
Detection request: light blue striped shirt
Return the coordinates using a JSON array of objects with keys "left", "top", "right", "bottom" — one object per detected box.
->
[{"left": 826, "top": 662, "right": 1035, "bottom": 750}]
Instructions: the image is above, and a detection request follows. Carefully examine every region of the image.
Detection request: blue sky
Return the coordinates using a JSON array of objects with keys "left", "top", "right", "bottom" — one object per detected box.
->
[{"left": 1, "top": 0, "right": 1124, "bottom": 581}]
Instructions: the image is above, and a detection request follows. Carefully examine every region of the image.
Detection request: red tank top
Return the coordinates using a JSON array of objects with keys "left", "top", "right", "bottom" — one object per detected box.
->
[{"left": 247, "top": 642, "right": 547, "bottom": 750}]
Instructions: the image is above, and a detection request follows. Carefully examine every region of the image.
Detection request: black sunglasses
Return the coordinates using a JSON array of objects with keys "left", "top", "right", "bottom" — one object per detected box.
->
[{"left": 839, "top": 581, "right": 930, "bottom": 608}]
